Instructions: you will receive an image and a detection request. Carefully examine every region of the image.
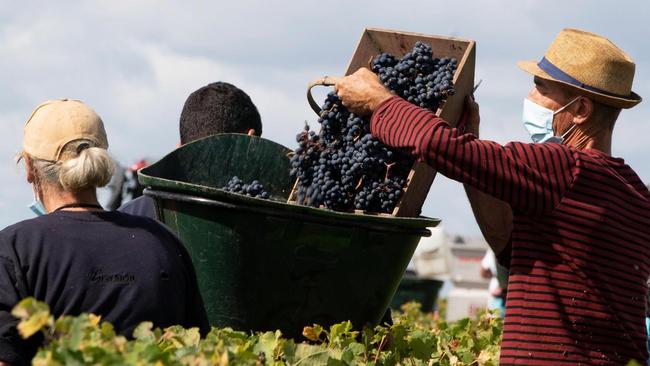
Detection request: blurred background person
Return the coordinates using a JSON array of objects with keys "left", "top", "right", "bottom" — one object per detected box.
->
[{"left": 480, "top": 249, "right": 507, "bottom": 317}]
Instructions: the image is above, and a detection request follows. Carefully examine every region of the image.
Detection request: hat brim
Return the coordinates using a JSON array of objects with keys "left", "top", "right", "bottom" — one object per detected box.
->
[{"left": 517, "top": 60, "right": 642, "bottom": 109}]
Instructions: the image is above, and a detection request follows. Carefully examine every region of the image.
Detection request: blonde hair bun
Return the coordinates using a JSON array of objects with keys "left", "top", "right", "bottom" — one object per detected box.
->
[{"left": 58, "top": 144, "right": 114, "bottom": 191}]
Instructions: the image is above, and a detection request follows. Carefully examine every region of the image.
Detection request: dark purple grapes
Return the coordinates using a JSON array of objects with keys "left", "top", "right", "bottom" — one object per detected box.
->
[
  {"left": 223, "top": 176, "right": 270, "bottom": 199},
  {"left": 291, "top": 41, "right": 456, "bottom": 214},
  {"left": 373, "top": 41, "right": 457, "bottom": 110}
]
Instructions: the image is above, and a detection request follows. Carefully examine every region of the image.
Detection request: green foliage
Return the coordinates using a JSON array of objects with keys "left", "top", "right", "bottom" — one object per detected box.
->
[
  {"left": 626, "top": 361, "right": 646, "bottom": 366},
  {"left": 13, "top": 299, "right": 503, "bottom": 366}
]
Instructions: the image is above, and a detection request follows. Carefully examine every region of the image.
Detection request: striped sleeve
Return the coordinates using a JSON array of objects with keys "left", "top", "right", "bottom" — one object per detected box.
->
[{"left": 370, "top": 97, "right": 577, "bottom": 215}]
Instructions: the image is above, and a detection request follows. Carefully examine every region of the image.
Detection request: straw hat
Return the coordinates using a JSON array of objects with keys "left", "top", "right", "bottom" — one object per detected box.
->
[
  {"left": 518, "top": 28, "right": 641, "bottom": 109},
  {"left": 23, "top": 99, "right": 108, "bottom": 162}
]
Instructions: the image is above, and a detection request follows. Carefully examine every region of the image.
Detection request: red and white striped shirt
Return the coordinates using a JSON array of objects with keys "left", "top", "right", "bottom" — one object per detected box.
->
[{"left": 371, "top": 97, "right": 650, "bottom": 365}]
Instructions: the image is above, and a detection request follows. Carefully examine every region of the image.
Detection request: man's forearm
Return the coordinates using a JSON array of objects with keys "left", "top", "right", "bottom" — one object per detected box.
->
[
  {"left": 370, "top": 97, "right": 512, "bottom": 252},
  {"left": 464, "top": 184, "right": 513, "bottom": 255},
  {"left": 459, "top": 112, "right": 513, "bottom": 255}
]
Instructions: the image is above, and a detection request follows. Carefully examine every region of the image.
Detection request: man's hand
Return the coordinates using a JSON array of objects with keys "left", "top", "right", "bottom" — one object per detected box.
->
[
  {"left": 335, "top": 68, "right": 394, "bottom": 116},
  {"left": 459, "top": 95, "right": 480, "bottom": 135}
]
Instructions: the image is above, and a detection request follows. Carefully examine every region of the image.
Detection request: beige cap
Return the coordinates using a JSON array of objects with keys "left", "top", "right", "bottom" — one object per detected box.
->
[{"left": 23, "top": 99, "right": 109, "bottom": 161}]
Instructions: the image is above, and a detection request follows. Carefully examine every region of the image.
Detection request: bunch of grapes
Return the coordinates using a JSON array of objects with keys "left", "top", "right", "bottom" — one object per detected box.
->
[
  {"left": 290, "top": 96, "right": 413, "bottom": 213},
  {"left": 373, "top": 41, "right": 457, "bottom": 111},
  {"left": 223, "top": 176, "right": 270, "bottom": 199},
  {"left": 290, "top": 41, "right": 456, "bottom": 214}
]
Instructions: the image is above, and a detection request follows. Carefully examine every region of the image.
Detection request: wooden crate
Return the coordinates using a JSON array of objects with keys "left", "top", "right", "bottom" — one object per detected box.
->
[{"left": 292, "top": 28, "right": 476, "bottom": 217}]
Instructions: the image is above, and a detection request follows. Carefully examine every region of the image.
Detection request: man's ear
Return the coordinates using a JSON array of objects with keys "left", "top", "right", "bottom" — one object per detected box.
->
[
  {"left": 572, "top": 97, "right": 593, "bottom": 126},
  {"left": 247, "top": 129, "right": 256, "bottom": 136},
  {"left": 24, "top": 156, "right": 35, "bottom": 184}
]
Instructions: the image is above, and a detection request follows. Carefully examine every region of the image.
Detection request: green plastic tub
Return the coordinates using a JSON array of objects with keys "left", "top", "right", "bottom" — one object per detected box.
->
[
  {"left": 139, "top": 134, "right": 440, "bottom": 337},
  {"left": 390, "top": 273, "right": 444, "bottom": 312}
]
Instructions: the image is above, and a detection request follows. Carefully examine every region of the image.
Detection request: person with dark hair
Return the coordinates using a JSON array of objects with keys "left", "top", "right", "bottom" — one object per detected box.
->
[
  {"left": 179, "top": 81, "right": 262, "bottom": 144},
  {"left": 119, "top": 82, "right": 261, "bottom": 218}
]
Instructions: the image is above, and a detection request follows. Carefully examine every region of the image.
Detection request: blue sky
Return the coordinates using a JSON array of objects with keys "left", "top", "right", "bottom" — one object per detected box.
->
[{"left": 1, "top": 1, "right": 649, "bottom": 235}]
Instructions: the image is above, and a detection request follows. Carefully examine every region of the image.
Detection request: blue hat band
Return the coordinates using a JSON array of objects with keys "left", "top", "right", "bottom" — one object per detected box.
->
[{"left": 537, "top": 57, "right": 628, "bottom": 99}]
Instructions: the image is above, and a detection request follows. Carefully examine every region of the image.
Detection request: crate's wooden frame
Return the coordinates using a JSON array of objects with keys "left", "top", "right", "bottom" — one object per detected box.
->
[{"left": 290, "top": 28, "right": 476, "bottom": 217}]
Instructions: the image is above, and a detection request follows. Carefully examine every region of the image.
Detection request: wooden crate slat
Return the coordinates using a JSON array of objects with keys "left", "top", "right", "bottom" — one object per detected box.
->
[
  {"left": 345, "top": 28, "right": 472, "bottom": 76},
  {"left": 393, "top": 162, "right": 438, "bottom": 217},
  {"left": 438, "top": 40, "right": 476, "bottom": 127}
]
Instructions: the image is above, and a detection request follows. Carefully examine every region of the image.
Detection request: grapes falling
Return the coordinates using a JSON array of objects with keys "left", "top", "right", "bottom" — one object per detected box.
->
[
  {"left": 291, "top": 41, "right": 457, "bottom": 214},
  {"left": 223, "top": 176, "right": 270, "bottom": 199}
]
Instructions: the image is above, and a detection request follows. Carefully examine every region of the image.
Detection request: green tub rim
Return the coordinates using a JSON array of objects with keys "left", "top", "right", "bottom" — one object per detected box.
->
[{"left": 145, "top": 189, "right": 438, "bottom": 236}]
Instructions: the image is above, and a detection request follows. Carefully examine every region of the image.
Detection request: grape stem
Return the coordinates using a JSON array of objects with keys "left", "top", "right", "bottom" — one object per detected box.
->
[
  {"left": 318, "top": 104, "right": 337, "bottom": 118},
  {"left": 355, "top": 177, "right": 364, "bottom": 190},
  {"left": 384, "top": 162, "right": 395, "bottom": 181}
]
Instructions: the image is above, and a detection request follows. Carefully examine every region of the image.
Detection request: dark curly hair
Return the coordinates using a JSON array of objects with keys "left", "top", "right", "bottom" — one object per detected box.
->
[{"left": 179, "top": 82, "right": 262, "bottom": 144}]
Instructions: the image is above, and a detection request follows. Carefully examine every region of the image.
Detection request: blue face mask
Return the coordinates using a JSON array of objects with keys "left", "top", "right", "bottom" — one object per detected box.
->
[
  {"left": 522, "top": 97, "right": 580, "bottom": 143},
  {"left": 28, "top": 185, "right": 46, "bottom": 216},
  {"left": 28, "top": 200, "right": 46, "bottom": 216}
]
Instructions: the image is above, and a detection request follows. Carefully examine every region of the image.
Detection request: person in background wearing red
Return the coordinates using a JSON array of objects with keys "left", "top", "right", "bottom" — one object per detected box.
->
[{"left": 336, "top": 28, "right": 649, "bottom": 365}]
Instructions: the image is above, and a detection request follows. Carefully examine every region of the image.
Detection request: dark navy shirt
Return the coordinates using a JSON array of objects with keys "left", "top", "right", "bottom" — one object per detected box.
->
[
  {"left": 118, "top": 195, "right": 156, "bottom": 219},
  {"left": 0, "top": 210, "right": 209, "bottom": 365}
]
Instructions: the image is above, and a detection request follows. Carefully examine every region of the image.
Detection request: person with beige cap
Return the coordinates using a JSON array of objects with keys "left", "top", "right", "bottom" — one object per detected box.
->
[
  {"left": 335, "top": 28, "right": 649, "bottom": 365},
  {"left": 0, "top": 99, "right": 209, "bottom": 366}
]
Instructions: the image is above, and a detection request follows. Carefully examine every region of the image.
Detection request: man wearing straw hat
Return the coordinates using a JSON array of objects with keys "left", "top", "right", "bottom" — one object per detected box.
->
[{"left": 336, "top": 28, "right": 649, "bottom": 365}]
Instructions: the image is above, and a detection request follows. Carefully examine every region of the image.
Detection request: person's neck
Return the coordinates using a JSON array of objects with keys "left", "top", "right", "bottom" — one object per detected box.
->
[
  {"left": 564, "top": 121, "right": 612, "bottom": 155},
  {"left": 40, "top": 187, "right": 102, "bottom": 213},
  {"left": 582, "top": 137, "right": 612, "bottom": 155}
]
